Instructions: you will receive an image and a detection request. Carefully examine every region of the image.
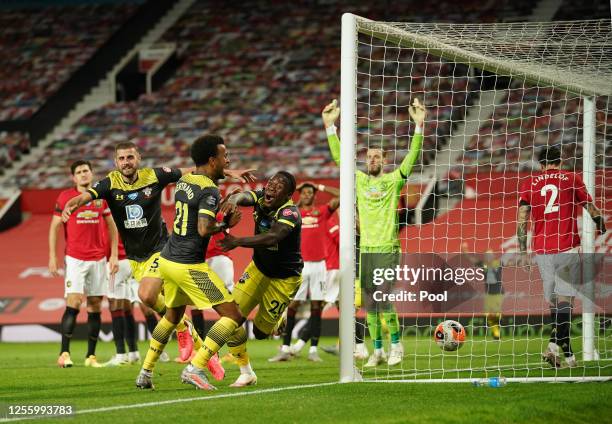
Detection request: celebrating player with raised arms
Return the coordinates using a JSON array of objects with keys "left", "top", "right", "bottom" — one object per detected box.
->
[
  {"left": 217, "top": 171, "right": 303, "bottom": 387},
  {"left": 49, "top": 160, "right": 119, "bottom": 368},
  {"left": 517, "top": 146, "right": 606, "bottom": 368},
  {"left": 322, "top": 98, "right": 425, "bottom": 367}
]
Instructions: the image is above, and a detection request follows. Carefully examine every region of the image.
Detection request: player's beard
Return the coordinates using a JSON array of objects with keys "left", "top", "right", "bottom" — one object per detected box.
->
[
  {"left": 368, "top": 165, "right": 382, "bottom": 176},
  {"left": 120, "top": 166, "right": 137, "bottom": 180},
  {"left": 217, "top": 166, "right": 226, "bottom": 181}
]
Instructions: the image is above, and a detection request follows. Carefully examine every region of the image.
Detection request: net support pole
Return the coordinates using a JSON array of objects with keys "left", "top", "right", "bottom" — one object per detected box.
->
[
  {"left": 581, "top": 95, "right": 596, "bottom": 361},
  {"left": 339, "top": 12, "right": 358, "bottom": 383}
]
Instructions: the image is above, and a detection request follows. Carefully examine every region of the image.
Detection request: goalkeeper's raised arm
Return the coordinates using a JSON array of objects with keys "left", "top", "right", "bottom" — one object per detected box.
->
[{"left": 322, "top": 98, "right": 425, "bottom": 179}]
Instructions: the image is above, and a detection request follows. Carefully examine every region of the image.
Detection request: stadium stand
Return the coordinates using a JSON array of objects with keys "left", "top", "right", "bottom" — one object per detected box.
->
[
  {"left": 457, "top": 86, "right": 611, "bottom": 175},
  {"left": 0, "top": 132, "right": 30, "bottom": 175},
  {"left": 553, "top": 0, "right": 611, "bottom": 21},
  {"left": 0, "top": 2, "right": 139, "bottom": 121},
  {"left": 9, "top": 0, "right": 539, "bottom": 188}
]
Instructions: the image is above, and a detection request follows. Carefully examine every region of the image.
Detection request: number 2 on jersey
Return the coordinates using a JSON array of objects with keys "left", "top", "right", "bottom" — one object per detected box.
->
[
  {"left": 173, "top": 201, "right": 188, "bottom": 235},
  {"left": 540, "top": 184, "right": 559, "bottom": 214}
]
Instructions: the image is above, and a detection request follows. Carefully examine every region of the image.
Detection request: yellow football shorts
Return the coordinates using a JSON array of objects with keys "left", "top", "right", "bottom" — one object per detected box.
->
[
  {"left": 129, "top": 252, "right": 161, "bottom": 283},
  {"left": 484, "top": 294, "right": 503, "bottom": 314},
  {"left": 158, "top": 257, "right": 233, "bottom": 310},
  {"left": 354, "top": 278, "right": 362, "bottom": 308},
  {"left": 233, "top": 261, "right": 301, "bottom": 335}
]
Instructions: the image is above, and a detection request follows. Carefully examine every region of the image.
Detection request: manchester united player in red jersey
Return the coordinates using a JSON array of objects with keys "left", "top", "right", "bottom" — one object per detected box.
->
[
  {"left": 269, "top": 182, "right": 339, "bottom": 362},
  {"left": 49, "top": 160, "right": 119, "bottom": 368},
  {"left": 517, "top": 146, "right": 606, "bottom": 368}
]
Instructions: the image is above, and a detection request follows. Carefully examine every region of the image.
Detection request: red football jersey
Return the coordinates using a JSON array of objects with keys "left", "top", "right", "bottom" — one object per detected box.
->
[
  {"left": 300, "top": 204, "right": 332, "bottom": 262},
  {"left": 325, "top": 214, "right": 339, "bottom": 270},
  {"left": 206, "top": 231, "right": 231, "bottom": 259},
  {"left": 54, "top": 188, "right": 111, "bottom": 261},
  {"left": 205, "top": 212, "right": 230, "bottom": 259},
  {"left": 105, "top": 235, "right": 127, "bottom": 260},
  {"left": 118, "top": 238, "right": 127, "bottom": 260},
  {"left": 519, "top": 169, "right": 592, "bottom": 254}
]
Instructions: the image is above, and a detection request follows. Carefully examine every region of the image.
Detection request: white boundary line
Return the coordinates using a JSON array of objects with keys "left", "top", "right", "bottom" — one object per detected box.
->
[{"left": 0, "top": 382, "right": 338, "bottom": 422}]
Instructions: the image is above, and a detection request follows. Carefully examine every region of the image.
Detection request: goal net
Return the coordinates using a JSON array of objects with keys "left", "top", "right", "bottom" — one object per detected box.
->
[{"left": 337, "top": 15, "right": 612, "bottom": 383}]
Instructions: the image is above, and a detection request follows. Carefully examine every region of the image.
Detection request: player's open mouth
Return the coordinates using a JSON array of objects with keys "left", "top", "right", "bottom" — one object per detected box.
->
[{"left": 264, "top": 193, "right": 274, "bottom": 202}]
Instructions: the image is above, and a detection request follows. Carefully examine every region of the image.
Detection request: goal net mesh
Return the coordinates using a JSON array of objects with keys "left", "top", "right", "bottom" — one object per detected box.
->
[{"left": 348, "top": 17, "right": 612, "bottom": 382}]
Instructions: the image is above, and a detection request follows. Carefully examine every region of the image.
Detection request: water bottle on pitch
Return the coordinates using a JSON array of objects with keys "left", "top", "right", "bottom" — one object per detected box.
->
[{"left": 473, "top": 377, "right": 507, "bottom": 387}]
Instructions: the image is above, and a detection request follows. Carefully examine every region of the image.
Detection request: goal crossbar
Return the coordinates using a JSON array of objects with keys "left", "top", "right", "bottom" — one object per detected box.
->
[{"left": 355, "top": 17, "right": 612, "bottom": 96}]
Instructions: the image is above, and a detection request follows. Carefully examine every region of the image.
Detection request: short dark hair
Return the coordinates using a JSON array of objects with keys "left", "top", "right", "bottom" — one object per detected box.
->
[
  {"left": 70, "top": 160, "right": 92, "bottom": 175},
  {"left": 191, "top": 134, "right": 224, "bottom": 166},
  {"left": 115, "top": 141, "right": 138, "bottom": 155},
  {"left": 298, "top": 182, "right": 317, "bottom": 193},
  {"left": 538, "top": 146, "right": 562, "bottom": 166},
  {"left": 275, "top": 171, "right": 296, "bottom": 196}
]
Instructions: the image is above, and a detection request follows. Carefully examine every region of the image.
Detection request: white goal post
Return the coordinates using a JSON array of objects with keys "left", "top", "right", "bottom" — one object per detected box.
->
[{"left": 338, "top": 13, "right": 611, "bottom": 383}]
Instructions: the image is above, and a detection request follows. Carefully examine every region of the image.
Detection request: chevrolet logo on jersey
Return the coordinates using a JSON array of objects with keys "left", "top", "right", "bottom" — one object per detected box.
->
[
  {"left": 76, "top": 210, "right": 100, "bottom": 219},
  {"left": 302, "top": 216, "right": 319, "bottom": 228}
]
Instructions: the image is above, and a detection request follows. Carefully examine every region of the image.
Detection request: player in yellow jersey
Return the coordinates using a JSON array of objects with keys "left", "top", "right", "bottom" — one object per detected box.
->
[
  {"left": 62, "top": 142, "right": 254, "bottom": 365},
  {"left": 216, "top": 171, "right": 303, "bottom": 387},
  {"left": 136, "top": 135, "right": 243, "bottom": 390}
]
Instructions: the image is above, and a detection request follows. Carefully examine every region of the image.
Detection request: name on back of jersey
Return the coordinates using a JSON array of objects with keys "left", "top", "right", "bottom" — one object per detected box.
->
[
  {"left": 175, "top": 182, "right": 194, "bottom": 199},
  {"left": 531, "top": 172, "right": 569, "bottom": 185}
]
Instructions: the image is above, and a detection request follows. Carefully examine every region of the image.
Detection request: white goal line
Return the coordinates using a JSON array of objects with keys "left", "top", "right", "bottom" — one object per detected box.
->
[{"left": 0, "top": 382, "right": 339, "bottom": 423}]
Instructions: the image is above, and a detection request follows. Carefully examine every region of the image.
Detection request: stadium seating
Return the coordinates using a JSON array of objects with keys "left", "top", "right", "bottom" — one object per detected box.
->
[
  {"left": 553, "top": 0, "right": 611, "bottom": 20},
  {"left": 457, "top": 84, "right": 611, "bottom": 175},
  {"left": 0, "top": 3, "right": 138, "bottom": 121},
  {"left": 10, "top": 0, "right": 540, "bottom": 188},
  {"left": 0, "top": 132, "right": 30, "bottom": 175}
]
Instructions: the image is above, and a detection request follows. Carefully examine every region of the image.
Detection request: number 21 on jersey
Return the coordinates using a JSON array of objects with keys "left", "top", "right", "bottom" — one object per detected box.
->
[{"left": 174, "top": 200, "right": 188, "bottom": 235}]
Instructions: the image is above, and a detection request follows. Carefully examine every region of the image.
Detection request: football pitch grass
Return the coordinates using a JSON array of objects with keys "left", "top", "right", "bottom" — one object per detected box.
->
[{"left": 0, "top": 338, "right": 610, "bottom": 424}]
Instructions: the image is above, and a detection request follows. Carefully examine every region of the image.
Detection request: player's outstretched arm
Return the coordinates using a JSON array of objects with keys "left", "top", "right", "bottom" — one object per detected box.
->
[
  {"left": 224, "top": 168, "right": 257, "bottom": 183},
  {"left": 322, "top": 100, "right": 341, "bottom": 165},
  {"left": 217, "top": 221, "right": 292, "bottom": 251},
  {"left": 220, "top": 191, "right": 257, "bottom": 215},
  {"left": 48, "top": 215, "right": 63, "bottom": 277},
  {"left": 198, "top": 210, "right": 241, "bottom": 238},
  {"left": 61, "top": 192, "right": 93, "bottom": 223},
  {"left": 398, "top": 98, "right": 426, "bottom": 179},
  {"left": 320, "top": 183, "right": 340, "bottom": 211},
  {"left": 585, "top": 202, "right": 607, "bottom": 235},
  {"left": 516, "top": 203, "right": 531, "bottom": 268},
  {"left": 179, "top": 166, "right": 196, "bottom": 176}
]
